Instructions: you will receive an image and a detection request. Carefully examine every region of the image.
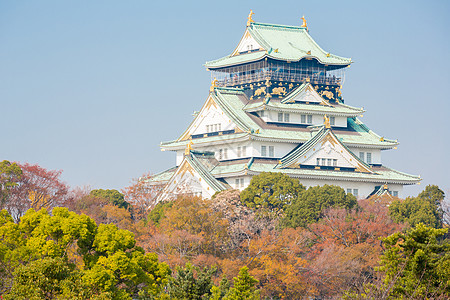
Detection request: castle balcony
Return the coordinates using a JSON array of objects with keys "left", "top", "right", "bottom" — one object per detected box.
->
[{"left": 212, "top": 69, "right": 343, "bottom": 87}]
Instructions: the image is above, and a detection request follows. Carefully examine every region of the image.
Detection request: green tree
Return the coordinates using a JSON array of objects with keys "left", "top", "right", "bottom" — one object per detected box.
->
[
  {"left": 210, "top": 276, "right": 230, "bottom": 300},
  {"left": 0, "top": 208, "right": 170, "bottom": 299},
  {"left": 223, "top": 266, "right": 259, "bottom": 300},
  {"left": 90, "top": 189, "right": 130, "bottom": 210},
  {"left": 147, "top": 200, "right": 173, "bottom": 225},
  {"left": 168, "top": 263, "right": 216, "bottom": 300},
  {"left": 0, "top": 160, "right": 22, "bottom": 208},
  {"left": 240, "top": 172, "right": 305, "bottom": 212},
  {"left": 5, "top": 257, "right": 78, "bottom": 300},
  {"left": 376, "top": 223, "right": 450, "bottom": 298},
  {"left": 282, "top": 185, "right": 357, "bottom": 228},
  {"left": 389, "top": 185, "right": 445, "bottom": 228}
]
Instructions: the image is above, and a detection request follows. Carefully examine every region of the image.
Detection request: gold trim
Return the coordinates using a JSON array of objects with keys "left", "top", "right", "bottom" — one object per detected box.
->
[
  {"left": 301, "top": 15, "right": 307, "bottom": 28},
  {"left": 247, "top": 10, "right": 255, "bottom": 27}
]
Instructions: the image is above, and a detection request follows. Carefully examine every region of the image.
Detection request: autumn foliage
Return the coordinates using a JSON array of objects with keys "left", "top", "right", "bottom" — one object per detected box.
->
[{"left": 1, "top": 164, "right": 448, "bottom": 299}]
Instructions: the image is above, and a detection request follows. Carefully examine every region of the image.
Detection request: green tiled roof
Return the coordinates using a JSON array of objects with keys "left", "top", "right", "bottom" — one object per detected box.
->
[
  {"left": 188, "top": 151, "right": 228, "bottom": 192},
  {"left": 249, "top": 162, "right": 419, "bottom": 184},
  {"left": 206, "top": 22, "right": 352, "bottom": 69},
  {"left": 147, "top": 167, "right": 177, "bottom": 183},
  {"left": 277, "top": 126, "right": 328, "bottom": 168},
  {"left": 276, "top": 126, "right": 373, "bottom": 172},
  {"left": 245, "top": 100, "right": 364, "bottom": 116},
  {"left": 161, "top": 88, "right": 397, "bottom": 149},
  {"left": 208, "top": 158, "right": 420, "bottom": 184}
]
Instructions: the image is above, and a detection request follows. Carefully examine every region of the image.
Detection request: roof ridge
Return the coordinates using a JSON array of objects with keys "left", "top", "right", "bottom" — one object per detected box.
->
[
  {"left": 252, "top": 22, "right": 307, "bottom": 31},
  {"left": 188, "top": 153, "right": 227, "bottom": 191}
]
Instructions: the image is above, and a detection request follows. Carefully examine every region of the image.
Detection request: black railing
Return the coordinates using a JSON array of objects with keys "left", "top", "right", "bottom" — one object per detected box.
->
[{"left": 216, "top": 70, "right": 341, "bottom": 87}]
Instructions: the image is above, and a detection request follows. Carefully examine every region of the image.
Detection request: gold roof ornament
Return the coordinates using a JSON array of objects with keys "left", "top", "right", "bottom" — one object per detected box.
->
[
  {"left": 210, "top": 77, "right": 218, "bottom": 92},
  {"left": 383, "top": 183, "right": 388, "bottom": 190},
  {"left": 301, "top": 15, "right": 308, "bottom": 28},
  {"left": 247, "top": 10, "right": 255, "bottom": 27},
  {"left": 324, "top": 114, "right": 331, "bottom": 128},
  {"left": 185, "top": 141, "right": 193, "bottom": 156}
]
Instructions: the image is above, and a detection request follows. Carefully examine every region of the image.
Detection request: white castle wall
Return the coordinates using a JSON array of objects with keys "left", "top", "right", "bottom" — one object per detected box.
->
[{"left": 223, "top": 176, "right": 404, "bottom": 199}]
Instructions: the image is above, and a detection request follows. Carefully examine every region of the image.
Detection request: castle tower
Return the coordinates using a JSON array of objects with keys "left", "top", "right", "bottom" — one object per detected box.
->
[{"left": 152, "top": 13, "right": 420, "bottom": 201}]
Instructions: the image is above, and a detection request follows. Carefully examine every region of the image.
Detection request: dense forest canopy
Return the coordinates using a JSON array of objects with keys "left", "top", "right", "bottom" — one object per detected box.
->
[{"left": 1, "top": 161, "right": 449, "bottom": 299}]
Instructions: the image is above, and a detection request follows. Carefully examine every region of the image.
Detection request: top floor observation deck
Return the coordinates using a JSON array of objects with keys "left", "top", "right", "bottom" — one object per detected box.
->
[
  {"left": 210, "top": 58, "right": 346, "bottom": 88},
  {"left": 205, "top": 15, "right": 351, "bottom": 96}
]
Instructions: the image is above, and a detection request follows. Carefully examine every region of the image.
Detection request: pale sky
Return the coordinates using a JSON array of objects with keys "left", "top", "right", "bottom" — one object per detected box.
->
[{"left": 1, "top": 0, "right": 449, "bottom": 197}]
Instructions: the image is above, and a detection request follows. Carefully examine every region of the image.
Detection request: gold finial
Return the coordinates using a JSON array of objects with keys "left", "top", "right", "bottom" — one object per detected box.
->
[
  {"left": 301, "top": 15, "right": 307, "bottom": 28},
  {"left": 380, "top": 137, "right": 385, "bottom": 142},
  {"left": 210, "top": 77, "right": 218, "bottom": 92},
  {"left": 383, "top": 183, "right": 388, "bottom": 190},
  {"left": 247, "top": 10, "right": 255, "bottom": 27},
  {"left": 326, "top": 53, "right": 330, "bottom": 57},
  {"left": 185, "top": 141, "right": 193, "bottom": 155},
  {"left": 324, "top": 114, "right": 331, "bottom": 128}
]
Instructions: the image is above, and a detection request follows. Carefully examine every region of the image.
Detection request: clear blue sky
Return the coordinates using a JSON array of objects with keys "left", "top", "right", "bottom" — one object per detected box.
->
[{"left": 1, "top": 0, "right": 449, "bottom": 197}]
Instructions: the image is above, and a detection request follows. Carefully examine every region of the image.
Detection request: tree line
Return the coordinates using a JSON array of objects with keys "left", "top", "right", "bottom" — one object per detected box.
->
[{"left": 1, "top": 160, "right": 449, "bottom": 299}]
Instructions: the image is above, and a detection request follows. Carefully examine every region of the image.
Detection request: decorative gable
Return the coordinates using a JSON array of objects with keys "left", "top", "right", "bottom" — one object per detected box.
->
[
  {"left": 178, "top": 95, "right": 239, "bottom": 141},
  {"left": 283, "top": 83, "right": 332, "bottom": 106},
  {"left": 278, "top": 128, "right": 373, "bottom": 173},
  {"left": 231, "top": 30, "right": 263, "bottom": 56},
  {"left": 157, "top": 158, "right": 216, "bottom": 202}
]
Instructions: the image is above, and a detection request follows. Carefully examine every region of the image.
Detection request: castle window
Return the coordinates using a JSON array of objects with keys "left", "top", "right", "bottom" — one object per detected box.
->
[
  {"left": 353, "top": 189, "right": 359, "bottom": 197},
  {"left": 284, "top": 113, "right": 290, "bottom": 122},
  {"left": 206, "top": 125, "right": 210, "bottom": 132},
  {"left": 261, "top": 146, "right": 267, "bottom": 156},
  {"left": 333, "top": 159, "right": 337, "bottom": 166},
  {"left": 347, "top": 188, "right": 352, "bottom": 194},
  {"left": 269, "top": 146, "right": 274, "bottom": 157},
  {"left": 301, "top": 115, "right": 306, "bottom": 123},
  {"left": 278, "top": 113, "right": 283, "bottom": 122},
  {"left": 219, "top": 149, "right": 223, "bottom": 160},
  {"left": 330, "top": 116, "right": 335, "bottom": 126},
  {"left": 308, "top": 115, "right": 312, "bottom": 124},
  {"left": 240, "top": 178, "right": 244, "bottom": 187},
  {"left": 316, "top": 158, "right": 320, "bottom": 165},
  {"left": 237, "top": 147, "right": 242, "bottom": 157},
  {"left": 242, "top": 146, "right": 247, "bottom": 157},
  {"left": 393, "top": 191, "right": 398, "bottom": 197},
  {"left": 235, "top": 179, "right": 239, "bottom": 187},
  {"left": 327, "top": 159, "right": 332, "bottom": 166},
  {"left": 366, "top": 153, "right": 372, "bottom": 164},
  {"left": 224, "top": 148, "right": 228, "bottom": 159},
  {"left": 359, "top": 152, "right": 365, "bottom": 161}
]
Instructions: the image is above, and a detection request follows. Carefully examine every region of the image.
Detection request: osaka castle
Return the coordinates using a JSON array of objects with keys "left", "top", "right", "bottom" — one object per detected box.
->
[{"left": 152, "top": 12, "right": 421, "bottom": 201}]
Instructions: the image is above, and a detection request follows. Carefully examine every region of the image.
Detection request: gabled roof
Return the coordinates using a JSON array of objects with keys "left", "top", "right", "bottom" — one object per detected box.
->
[
  {"left": 208, "top": 158, "right": 421, "bottom": 185},
  {"left": 368, "top": 185, "right": 394, "bottom": 199},
  {"left": 156, "top": 151, "right": 228, "bottom": 202},
  {"left": 243, "top": 83, "right": 364, "bottom": 116},
  {"left": 276, "top": 126, "right": 374, "bottom": 173},
  {"left": 281, "top": 83, "right": 332, "bottom": 105},
  {"left": 205, "top": 22, "right": 352, "bottom": 69},
  {"left": 161, "top": 88, "right": 397, "bottom": 150}
]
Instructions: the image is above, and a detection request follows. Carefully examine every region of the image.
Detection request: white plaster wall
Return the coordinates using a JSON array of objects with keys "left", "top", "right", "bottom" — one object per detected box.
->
[
  {"left": 252, "top": 141, "right": 296, "bottom": 158},
  {"left": 236, "top": 33, "right": 262, "bottom": 53},
  {"left": 176, "top": 150, "right": 184, "bottom": 166},
  {"left": 225, "top": 177, "right": 405, "bottom": 199},
  {"left": 348, "top": 147, "right": 382, "bottom": 165},
  {"left": 261, "top": 111, "right": 347, "bottom": 128},
  {"left": 224, "top": 176, "right": 252, "bottom": 191},
  {"left": 190, "top": 103, "right": 235, "bottom": 136}
]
